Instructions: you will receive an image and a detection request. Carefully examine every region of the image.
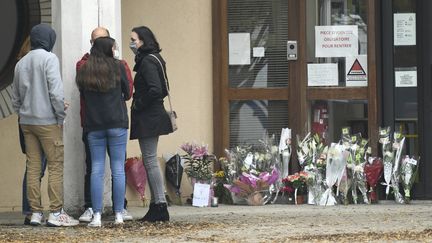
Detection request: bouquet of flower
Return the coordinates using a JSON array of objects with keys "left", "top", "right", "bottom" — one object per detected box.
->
[
  {"left": 181, "top": 142, "right": 216, "bottom": 182},
  {"left": 224, "top": 134, "right": 282, "bottom": 204},
  {"left": 125, "top": 156, "right": 148, "bottom": 205},
  {"left": 282, "top": 171, "right": 308, "bottom": 204},
  {"left": 391, "top": 132, "right": 405, "bottom": 203},
  {"left": 296, "top": 133, "right": 328, "bottom": 205},
  {"left": 336, "top": 127, "right": 353, "bottom": 204},
  {"left": 364, "top": 157, "right": 384, "bottom": 203},
  {"left": 279, "top": 128, "right": 292, "bottom": 179},
  {"left": 400, "top": 156, "right": 419, "bottom": 202},
  {"left": 379, "top": 127, "right": 394, "bottom": 197},
  {"left": 224, "top": 167, "right": 279, "bottom": 206},
  {"left": 214, "top": 158, "right": 234, "bottom": 204},
  {"left": 296, "top": 133, "right": 313, "bottom": 168},
  {"left": 296, "top": 133, "right": 327, "bottom": 169},
  {"left": 321, "top": 143, "right": 348, "bottom": 206},
  {"left": 349, "top": 136, "right": 369, "bottom": 204}
]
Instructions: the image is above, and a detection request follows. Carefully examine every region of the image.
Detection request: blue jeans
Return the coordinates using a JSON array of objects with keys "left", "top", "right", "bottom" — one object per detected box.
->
[
  {"left": 88, "top": 128, "right": 127, "bottom": 214},
  {"left": 22, "top": 155, "right": 47, "bottom": 215},
  {"left": 82, "top": 132, "right": 129, "bottom": 210}
]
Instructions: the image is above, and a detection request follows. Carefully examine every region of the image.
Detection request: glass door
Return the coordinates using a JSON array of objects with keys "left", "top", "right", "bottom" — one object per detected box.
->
[
  {"left": 213, "top": 0, "right": 302, "bottom": 155},
  {"left": 304, "top": 0, "right": 379, "bottom": 152}
]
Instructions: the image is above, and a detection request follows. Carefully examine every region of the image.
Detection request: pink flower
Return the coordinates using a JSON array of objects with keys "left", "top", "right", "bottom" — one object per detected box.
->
[
  {"left": 180, "top": 142, "right": 194, "bottom": 155},
  {"left": 191, "top": 144, "right": 209, "bottom": 159}
]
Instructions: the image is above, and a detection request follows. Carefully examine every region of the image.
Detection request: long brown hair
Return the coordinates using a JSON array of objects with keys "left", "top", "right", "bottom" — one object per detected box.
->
[
  {"left": 76, "top": 37, "right": 120, "bottom": 92},
  {"left": 17, "top": 36, "right": 31, "bottom": 60}
]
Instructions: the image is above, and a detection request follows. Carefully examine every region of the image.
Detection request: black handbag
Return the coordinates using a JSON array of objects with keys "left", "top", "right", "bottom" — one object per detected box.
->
[
  {"left": 149, "top": 54, "right": 178, "bottom": 132},
  {"left": 165, "top": 154, "right": 183, "bottom": 196}
]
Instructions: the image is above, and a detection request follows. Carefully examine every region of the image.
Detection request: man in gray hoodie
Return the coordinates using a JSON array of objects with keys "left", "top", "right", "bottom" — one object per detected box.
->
[{"left": 12, "top": 24, "right": 78, "bottom": 227}]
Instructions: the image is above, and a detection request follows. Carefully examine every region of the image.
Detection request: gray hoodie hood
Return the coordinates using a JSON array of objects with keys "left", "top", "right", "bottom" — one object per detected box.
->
[{"left": 30, "top": 24, "right": 56, "bottom": 52}]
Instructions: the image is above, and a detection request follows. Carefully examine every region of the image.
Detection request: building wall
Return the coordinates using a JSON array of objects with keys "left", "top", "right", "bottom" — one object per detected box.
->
[
  {"left": 0, "top": 0, "right": 213, "bottom": 211},
  {"left": 121, "top": 0, "right": 213, "bottom": 205}
]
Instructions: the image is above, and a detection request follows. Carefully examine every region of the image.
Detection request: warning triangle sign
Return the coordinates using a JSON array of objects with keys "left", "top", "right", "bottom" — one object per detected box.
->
[{"left": 348, "top": 59, "right": 366, "bottom": 75}]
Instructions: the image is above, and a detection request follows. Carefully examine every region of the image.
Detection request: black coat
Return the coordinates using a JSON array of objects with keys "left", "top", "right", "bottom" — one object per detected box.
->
[
  {"left": 130, "top": 51, "right": 172, "bottom": 139},
  {"left": 81, "top": 63, "right": 130, "bottom": 133}
]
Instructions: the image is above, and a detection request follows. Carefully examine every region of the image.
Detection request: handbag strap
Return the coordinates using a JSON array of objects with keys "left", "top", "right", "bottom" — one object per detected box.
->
[{"left": 149, "top": 54, "right": 174, "bottom": 114}]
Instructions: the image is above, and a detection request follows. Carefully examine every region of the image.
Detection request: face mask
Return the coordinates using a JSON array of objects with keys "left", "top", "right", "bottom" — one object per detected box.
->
[
  {"left": 129, "top": 41, "right": 138, "bottom": 55},
  {"left": 113, "top": 49, "right": 120, "bottom": 59}
]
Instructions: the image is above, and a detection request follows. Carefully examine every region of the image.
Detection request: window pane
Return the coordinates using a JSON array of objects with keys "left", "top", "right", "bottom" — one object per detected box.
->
[
  {"left": 309, "top": 100, "right": 368, "bottom": 142},
  {"left": 229, "top": 100, "right": 288, "bottom": 148},
  {"left": 227, "top": 0, "right": 289, "bottom": 88},
  {"left": 393, "top": 0, "right": 418, "bottom": 157},
  {"left": 306, "top": 0, "right": 368, "bottom": 87}
]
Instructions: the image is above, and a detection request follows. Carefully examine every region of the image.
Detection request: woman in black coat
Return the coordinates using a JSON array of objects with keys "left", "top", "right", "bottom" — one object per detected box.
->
[{"left": 129, "top": 26, "right": 172, "bottom": 222}]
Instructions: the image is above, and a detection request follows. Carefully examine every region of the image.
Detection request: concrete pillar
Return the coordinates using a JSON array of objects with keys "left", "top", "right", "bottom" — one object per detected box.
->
[{"left": 51, "top": 0, "right": 122, "bottom": 213}]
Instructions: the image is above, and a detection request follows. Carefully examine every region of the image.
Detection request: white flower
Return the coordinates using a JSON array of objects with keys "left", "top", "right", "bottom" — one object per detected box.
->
[
  {"left": 354, "top": 165, "right": 363, "bottom": 173},
  {"left": 271, "top": 146, "right": 279, "bottom": 154}
]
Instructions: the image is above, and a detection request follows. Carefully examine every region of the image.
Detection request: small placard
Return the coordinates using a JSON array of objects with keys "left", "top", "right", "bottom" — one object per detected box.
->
[
  {"left": 395, "top": 68, "right": 417, "bottom": 87},
  {"left": 315, "top": 25, "right": 359, "bottom": 57},
  {"left": 307, "top": 63, "right": 338, "bottom": 86},
  {"left": 192, "top": 183, "right": 210, "bottom": 207},
  {"left": 229, "top": 33, "right": 251, "bottom": 65},
  {"left": 253, "top": 47, "right": 265, "bottom": 57},
  {"left": 394, "top": 13, "right": 416, "bottom": 46},
  {"left": 408, "top": 158, "right": 418, "bottom": 166},
  {"left": 346, "top": 55, "right": 368, "bottom": 87}
]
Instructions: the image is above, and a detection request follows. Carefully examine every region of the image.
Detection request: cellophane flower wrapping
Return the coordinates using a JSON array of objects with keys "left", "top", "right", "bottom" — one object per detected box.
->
[
  {"left": 125, "top": 157, "right": 148, "bottom": 205},
  {"left": 279, "top": 128, "right": 292, "bottom": 179},
  {"left": 337, "top": 127, "right": 352, "bottom": 204},
  {"left": 348, "top": 135, "right": 369, "bottom": 204},
  {"left": 320, "top": 143, "right": 348, "bottom": 206},
  {"left": 223, "top": 134, "right": 281, "bottom": 205},
  {"left": 224, "top": 167, "right": 279, "bottom": 205},
  {"left": 379, "top": 127, "right": 394, "bottom": 197},
  {"left": 364, "top": 157, "right": 384, "bottom": 203},
  {"left": 337, "top": 168, "right": 351, "bottom": 205},
  {"left": 391, "top": 132, "right": 405, "bottom": 203},
  {"left": 304, "top": 164, "right": 323, "bottom": 205},
  {"left": 400, "top": 155, "right": 419, "bottom": 201},
  {"left": 296, "top": 133, "right": 313, "bottom": 169},
  {"left": 296, "top": 133, "right": 327, "bottom": 205}
]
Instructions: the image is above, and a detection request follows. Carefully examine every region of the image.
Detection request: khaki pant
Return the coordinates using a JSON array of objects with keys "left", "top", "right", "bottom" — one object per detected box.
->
[{"left": 21, "top": 125, "right": 64, "bottom": 212}]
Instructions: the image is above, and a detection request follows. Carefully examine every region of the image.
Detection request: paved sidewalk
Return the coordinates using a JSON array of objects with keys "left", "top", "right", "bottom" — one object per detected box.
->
[{"left": 1, "top": 201, "right": 432, "bottom": 242}]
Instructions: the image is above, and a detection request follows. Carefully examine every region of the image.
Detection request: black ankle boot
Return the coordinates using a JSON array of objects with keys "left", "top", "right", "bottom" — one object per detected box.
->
[
  {"left": 139, "top": 203, "right": 156, "bottom": 222},
  {"left": 140, "top": 203, "right": 169, "bottom": 222}
]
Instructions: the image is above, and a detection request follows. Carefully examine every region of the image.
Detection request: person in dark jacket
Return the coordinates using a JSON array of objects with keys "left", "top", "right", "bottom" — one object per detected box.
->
[
  {"left": 76, "top": 36, "right": 130, "bottom": 227},
  {"left": 76, "top": 27, "right": 134, "bottom": 223},
  {"left": 129, "top": 26, "right": 173, "bottom": 222}
]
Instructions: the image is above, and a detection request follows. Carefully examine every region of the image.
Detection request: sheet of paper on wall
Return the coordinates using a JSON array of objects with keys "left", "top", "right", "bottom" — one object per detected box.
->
[
  {"left": 395, "top": 67, "right": 417, "bottom": 87},
  {"left": 192, "top": 183, "right": 210, "bottom": 207},
  {"left": 394, "top": 13, "right": 416, "bottom": 46},
  {"left": 229, "top": 33, "right": 251, "bottom": 65},
  {"left": 315, "top": 25, "right": 358, "bottom": 57},
  {"left": 307, "top": 63, "right": 338, "bottom": 86},
  {"left": 253, "top": 47, "right": 265, "bottom": 57},
  {"left": 346, "top": 55, "right": 368, "bottom": 87}
]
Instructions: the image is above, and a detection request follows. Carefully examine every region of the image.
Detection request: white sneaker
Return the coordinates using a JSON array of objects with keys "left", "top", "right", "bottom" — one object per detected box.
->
[
  {"left": 79, "top": 208, "right": 93, "bottom": 222},
  {"left": 87, "top": 212, "right": 101, "bottom": 227},
  {"left": 122, "top": 209, "right": 133, "bottom": 221},
  {"left": 30, "top": 212, "right": 44, "bottom": 226},
  {"left": 47, "top": 209, "right": 79, "bottom": 227},
  {"left": 114, "top": 212, "right": 124, "bottom": 225}
]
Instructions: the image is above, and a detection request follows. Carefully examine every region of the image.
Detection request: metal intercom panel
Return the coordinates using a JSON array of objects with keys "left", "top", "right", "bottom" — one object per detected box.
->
[{"left": 287, "top": 40, "right": 298, "bottom": 60}]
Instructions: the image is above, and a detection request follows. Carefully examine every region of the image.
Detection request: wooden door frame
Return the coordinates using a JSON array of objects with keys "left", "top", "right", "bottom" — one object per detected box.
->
[
  {"left": 212, "top": 0, "right": 379, "bottom": 157},
  {"left": 212, "top": 0, "right": 301, "bottom": 156}
]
